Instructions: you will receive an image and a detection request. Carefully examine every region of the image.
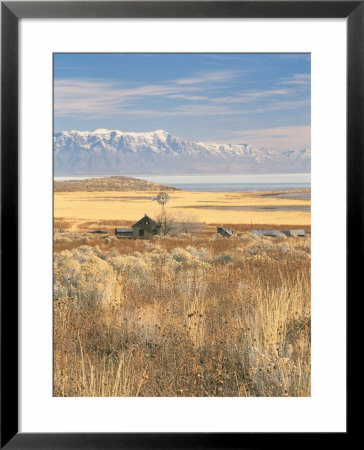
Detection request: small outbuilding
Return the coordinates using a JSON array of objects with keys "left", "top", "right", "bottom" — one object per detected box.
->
[
  {"left": 132, "top": 214, "right": 161, "bottom": 238},
  {"left": 289, "top": 229, "right": 306, "bottom": 237},
  {"left": 251, "top": 229, "right": 305, "bottom": 237},
  {"left": 115, "top": 228, "right": 133, "bottom": 238},
  {"left": 217, "top": 226, "right": 235, "bottom": 237}
]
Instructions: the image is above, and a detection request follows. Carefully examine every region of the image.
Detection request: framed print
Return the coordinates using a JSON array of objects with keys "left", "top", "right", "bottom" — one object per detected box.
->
[{"left": 1, "top": 1, "right": 358, "bottom": 448}]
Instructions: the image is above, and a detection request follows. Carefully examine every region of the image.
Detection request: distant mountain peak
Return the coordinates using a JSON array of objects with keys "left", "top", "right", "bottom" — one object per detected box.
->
[{"left": 94, "top": 128, "right": 114, "bottom": 134}]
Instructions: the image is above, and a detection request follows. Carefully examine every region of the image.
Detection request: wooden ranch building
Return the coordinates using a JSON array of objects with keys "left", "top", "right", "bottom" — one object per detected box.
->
[
  {"left": 132, "top": 214, "right": 161, "bottom": 238},
  {"left": 115, "top": 214, "right": 161, "bottom": 239}
]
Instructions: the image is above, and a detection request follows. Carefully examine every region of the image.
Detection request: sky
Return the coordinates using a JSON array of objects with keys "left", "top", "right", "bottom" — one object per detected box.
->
[{"left": 54, "top": 53, "right": 310, "bottom": 151}]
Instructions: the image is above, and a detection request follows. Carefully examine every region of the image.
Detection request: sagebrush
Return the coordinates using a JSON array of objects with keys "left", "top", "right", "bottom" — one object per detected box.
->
[{"left": 54, "top": 232, "right": 310, "bottom": 397}]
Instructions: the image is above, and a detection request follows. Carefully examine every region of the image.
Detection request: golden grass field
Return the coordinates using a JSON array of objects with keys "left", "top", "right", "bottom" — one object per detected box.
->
[
  {"left": 53, "top": 188, "right": 311, "bottom": 397},
  {"left": 54, "top": 189, "right": 311, "bottom": 231}
]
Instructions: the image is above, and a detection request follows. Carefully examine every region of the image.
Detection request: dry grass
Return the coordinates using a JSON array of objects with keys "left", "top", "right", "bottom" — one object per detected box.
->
[
  {"left": 54, "top": 232, "right": 310, "bottom": 397},
  {"left": 53, "top": 225, "right": 310, "bottom": 253},
  {"left": 54, "top": 190, "right": 311, "bottom": 227}
]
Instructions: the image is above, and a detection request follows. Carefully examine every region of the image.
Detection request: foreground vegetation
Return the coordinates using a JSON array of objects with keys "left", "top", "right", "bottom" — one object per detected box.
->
[{"left": 54, "top": 231, "right": 310, "bottom": 397}]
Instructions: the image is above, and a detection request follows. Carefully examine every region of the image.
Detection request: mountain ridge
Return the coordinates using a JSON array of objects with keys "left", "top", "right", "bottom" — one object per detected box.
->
[{"left": 54, "top": 129, "right": 311, "bottom": 176}]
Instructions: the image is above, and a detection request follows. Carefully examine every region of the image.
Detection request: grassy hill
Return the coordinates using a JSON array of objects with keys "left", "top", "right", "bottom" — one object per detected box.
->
[{"left": 54, "top": 176, "right": 180, "bottom": 192}]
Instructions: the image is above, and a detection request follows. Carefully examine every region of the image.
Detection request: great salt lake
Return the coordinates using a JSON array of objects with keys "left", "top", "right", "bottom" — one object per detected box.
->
[{"left": 54, "top": 173, "right": 311, "bottom": 194}]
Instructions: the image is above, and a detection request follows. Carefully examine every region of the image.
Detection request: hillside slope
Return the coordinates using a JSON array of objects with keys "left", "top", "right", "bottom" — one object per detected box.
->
[{"left": 54, "top": 176, "right": 180, "bottom": 192}]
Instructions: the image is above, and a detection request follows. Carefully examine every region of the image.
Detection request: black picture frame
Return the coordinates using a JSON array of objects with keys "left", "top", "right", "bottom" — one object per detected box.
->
[{"left": 1, "top": 1, "right": 358, "bottom": 448}]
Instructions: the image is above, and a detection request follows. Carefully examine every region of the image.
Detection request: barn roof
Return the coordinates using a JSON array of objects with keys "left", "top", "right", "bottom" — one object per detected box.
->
[
  {"left": 132, "top": 214, "right": 159, "bottom": 228},
  {"left": 217, "top": 226, "right": 235, "bottom": 237},
  {"left": 115, "top": 228, "right": 133, "bottom": 233},
  {"left": 90, "top": 229, "right": 108, "bottom": 234},
  {"left": 252, "top": 229, "right": 280, "bottom": 236},
  {"left": 290, "top": 229, "right": 306, "bottom": 236},
  {"left": 251, "top": 229, "right": 306, "bottom": 237}
]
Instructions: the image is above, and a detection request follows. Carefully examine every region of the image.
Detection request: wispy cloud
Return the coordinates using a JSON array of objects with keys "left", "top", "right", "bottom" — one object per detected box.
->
[
  {"left": 210, "top": 88, "right": 292, "bottom": 104},
  {"left": 176, "top": 70, "right": 239, "bottom": 85},
  {"left": 54, "top": 71, "right": 240, "bottom": 117},
  {"left": 54, "top": 79, "right": 194, "bottom": 116},
  {"left": 55, "top": 76, "right": 308, "bottom": 120},
  {"left": 167, "top": 94, "right": 208, "bottom": 101},
  {"left": 211, "top": 125, "right": 311, "bottom": 150},
  {"left": 254, "top": 98, "right": 311, "bottom": 113},
  {"left": 167, "top": 104, "right": 249, "bottom": 117},
  {"left": 278, "top": 73, "right": 310, "bottom": 86}
]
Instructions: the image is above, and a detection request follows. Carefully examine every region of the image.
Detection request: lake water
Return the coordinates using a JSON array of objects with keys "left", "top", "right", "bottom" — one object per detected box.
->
[{"left": 54, "top": 173, "right": 311, "bottom": 192}]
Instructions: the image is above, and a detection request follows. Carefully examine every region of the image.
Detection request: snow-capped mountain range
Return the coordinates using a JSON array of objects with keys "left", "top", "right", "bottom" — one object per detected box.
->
[{"left": 54, "top": 129, "right": 311, "bottom": 175}]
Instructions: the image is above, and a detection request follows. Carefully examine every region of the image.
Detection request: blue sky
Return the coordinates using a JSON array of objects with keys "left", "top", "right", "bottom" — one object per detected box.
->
[{"left": 54, "top": 53, "right": 310, "bottom": 150}]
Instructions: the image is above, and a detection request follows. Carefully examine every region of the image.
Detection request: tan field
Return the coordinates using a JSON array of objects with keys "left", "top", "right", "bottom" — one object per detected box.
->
[
  {"left": 54, "top": 189, "right": 311, "bottom": 230},
  {"left": 54, "top": 187, "right": 311, "bottom": 397}
]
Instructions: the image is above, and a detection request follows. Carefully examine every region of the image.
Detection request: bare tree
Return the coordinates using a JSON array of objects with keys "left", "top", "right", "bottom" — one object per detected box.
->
[
  {"left": 157, "top": 211, "right": 204, "bottom": 236},
  {"left": 157, "top": 209, "right": 176, "bottom": 236},
  {"left": 176, "top": 214, "right": 204, "bottom": 234}
]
